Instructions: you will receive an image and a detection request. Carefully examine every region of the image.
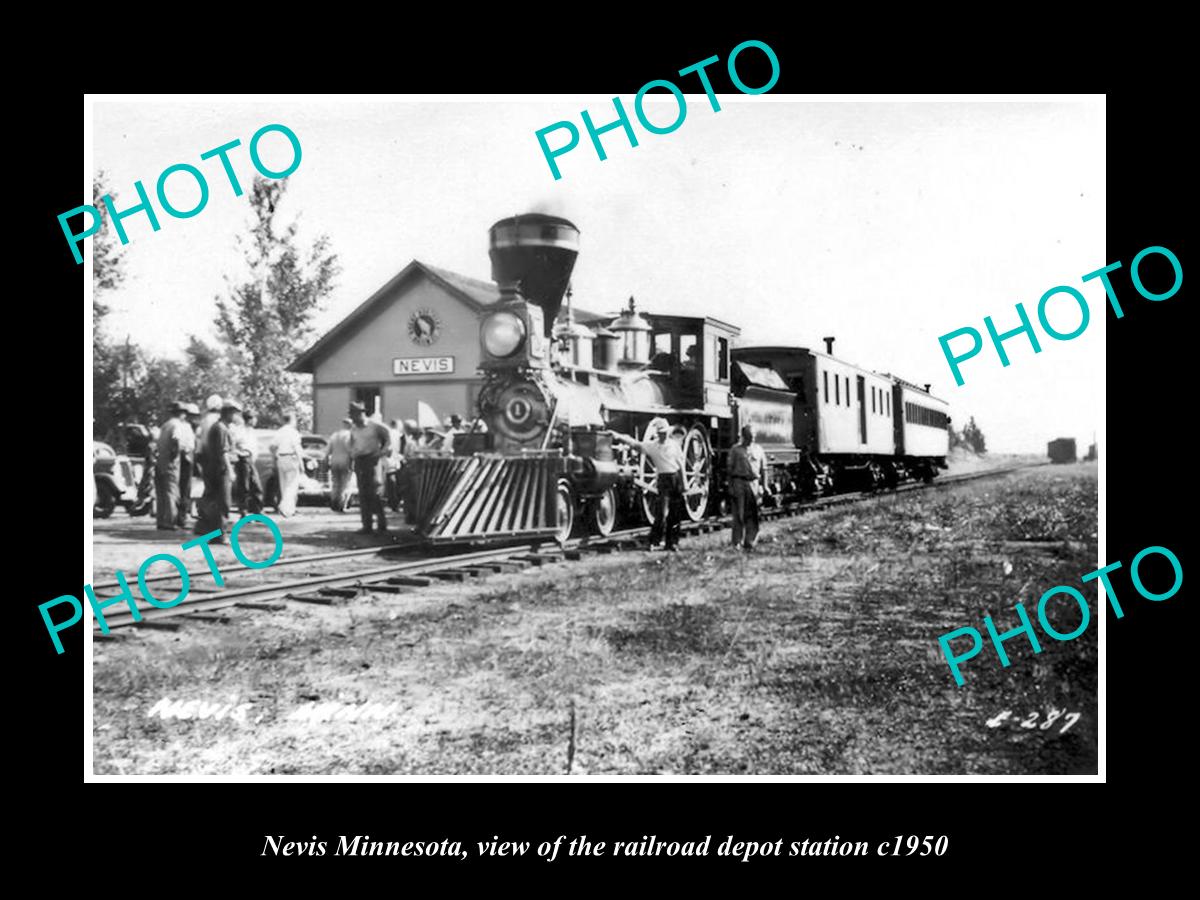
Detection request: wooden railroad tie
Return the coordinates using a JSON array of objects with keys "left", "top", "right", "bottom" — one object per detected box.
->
[
  {"left": 288, "top": 592, "right": 337, "bottom": 605},
  {"left": 429, "top": 569, "right": 473, "bottom": 582},
  {"left": 387, "top": 575, "right": 434, "bottom": 587},
  {"left": 235, "top": 600, "right": 288, "bottom": 611},
  {"left": 131, "top": 620, "right": 181, "bottom": 631}
]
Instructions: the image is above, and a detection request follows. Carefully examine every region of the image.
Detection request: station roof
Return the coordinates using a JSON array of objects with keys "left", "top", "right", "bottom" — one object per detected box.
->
[{"left": 289, "top": 260, "right": 605, "bottom": 373}]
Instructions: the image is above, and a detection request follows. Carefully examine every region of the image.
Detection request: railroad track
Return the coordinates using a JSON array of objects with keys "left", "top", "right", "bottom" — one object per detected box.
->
[{"left": 92, "top": 462, "right": 1046, "bottom": 636}]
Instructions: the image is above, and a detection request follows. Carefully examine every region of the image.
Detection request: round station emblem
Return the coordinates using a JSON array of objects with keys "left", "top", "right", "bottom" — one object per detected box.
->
[{"left": 408, "top": 308, "right": 441, "bottom": 346}]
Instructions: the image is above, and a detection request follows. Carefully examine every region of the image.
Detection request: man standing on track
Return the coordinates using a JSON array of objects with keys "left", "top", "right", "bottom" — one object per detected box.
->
[
  {"left": 349, "top": 401, "right": 391, "bottom": 534},
  {"left": 728, "top": 425, "right": 768, "bottom": 552},
  {"left": 612, "top": 417, "right": 685, "bottom": 551}
]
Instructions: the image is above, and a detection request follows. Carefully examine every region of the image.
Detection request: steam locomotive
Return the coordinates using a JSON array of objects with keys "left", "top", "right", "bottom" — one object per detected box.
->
[{"left": 402, "top": 214, "right": 950, "bottom": 544}]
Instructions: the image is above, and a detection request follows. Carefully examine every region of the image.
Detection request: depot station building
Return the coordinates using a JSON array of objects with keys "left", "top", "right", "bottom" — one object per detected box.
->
[{"left": 290, "top": 260, "right": 605, "bottom": 436}]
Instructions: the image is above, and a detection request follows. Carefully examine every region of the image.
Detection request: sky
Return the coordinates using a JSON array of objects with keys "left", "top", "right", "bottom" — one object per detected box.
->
[{"left": 91, "top": 97, "right": 1105, "bottom": 453}]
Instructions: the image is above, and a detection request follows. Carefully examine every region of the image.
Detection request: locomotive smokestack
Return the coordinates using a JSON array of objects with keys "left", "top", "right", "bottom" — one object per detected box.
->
[
  {"left": 823, "top": 336, "right": 835, "bottom": 355},
  {"left": 489, "top": 214, "right": 580, "bottom": 338},
  {"left": 924, "top": 383, "right": 931, "bottom": 393}
]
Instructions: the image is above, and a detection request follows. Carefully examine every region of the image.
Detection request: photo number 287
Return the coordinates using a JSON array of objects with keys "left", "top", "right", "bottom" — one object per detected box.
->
[
  {"left": 986, "top": 708, "right": 1081, "bottom": 734},
  {"left": 879, "top": 836, "right": 949, "bottom": 856}
]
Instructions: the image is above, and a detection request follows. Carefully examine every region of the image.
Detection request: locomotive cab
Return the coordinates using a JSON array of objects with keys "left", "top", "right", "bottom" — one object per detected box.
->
[{"left": 642, "top": 313, "right": 737, "bottom": 420}]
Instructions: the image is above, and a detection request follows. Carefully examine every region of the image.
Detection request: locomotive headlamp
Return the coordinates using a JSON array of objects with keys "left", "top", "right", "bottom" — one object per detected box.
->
[{"left": 481, "top": 311, "right": 526, "bottom": 358}]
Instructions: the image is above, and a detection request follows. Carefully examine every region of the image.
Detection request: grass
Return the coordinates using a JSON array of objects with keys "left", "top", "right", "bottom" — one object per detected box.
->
[{"left": 93, "top": 463, "right": 1098, "bottom": 775}]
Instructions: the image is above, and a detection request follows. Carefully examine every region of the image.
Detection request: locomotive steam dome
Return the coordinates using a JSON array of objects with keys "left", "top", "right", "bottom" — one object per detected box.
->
[
  {"left": 609, "top": 296, "right": 653, "bottom": 368},
  {"left": 489, "top": 214, "right": 580, "bottom": 338}
]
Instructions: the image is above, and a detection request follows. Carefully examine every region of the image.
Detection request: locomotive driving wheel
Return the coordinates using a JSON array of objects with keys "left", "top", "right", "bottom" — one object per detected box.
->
[
  {"left": 680, "top": 425, "right": 712, "bottom": 522},
  {"left": 636, "top": 422, "right": 661, "bottom": 525}
]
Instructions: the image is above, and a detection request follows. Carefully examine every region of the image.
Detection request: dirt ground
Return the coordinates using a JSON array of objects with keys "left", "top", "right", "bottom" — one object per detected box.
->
[{"left": 92, "top": 460, "right": 1097, "bottom": 775}]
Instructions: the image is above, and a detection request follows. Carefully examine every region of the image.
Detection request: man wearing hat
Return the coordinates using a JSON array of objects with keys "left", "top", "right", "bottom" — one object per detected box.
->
[
  {"left": 154, "top": 401, "right": 192, "bottom": 530},
  {"left": 176, "top": 402, "right": 201, "bottom": 527},
  {"left": 727, "top": 425, "right": 768, "bottom": 552},
  {"left": 194, "top": 399, "right": 241, "bottom": 540},
  {"left": 612, "top": 417, "right": 686, "bottom": 551},
  {"left": 194, "top": 394, "right": 222, "bottom": 482},
  {"left": 349, "top": 401, "right": 392, "bottom": 533}
]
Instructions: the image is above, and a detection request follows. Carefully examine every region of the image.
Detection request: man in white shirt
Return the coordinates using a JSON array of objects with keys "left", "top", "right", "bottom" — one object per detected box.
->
[
  {"left": 612, "top": 418, "right": 686, "bottom": 551},
  {"left": 271, "top": 412, "right": 304, "bottom": 517}
]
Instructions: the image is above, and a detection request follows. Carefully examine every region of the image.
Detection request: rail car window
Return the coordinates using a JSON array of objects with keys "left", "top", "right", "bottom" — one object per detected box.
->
[
  {"left": 717, "top": 337, "right": 729, "bottom": 380},
  {"left": 871, "top": 388, "right": 876, "bottom": 413},
  {"left": 680, "top": 334, "right": 697, "bottom": 372},
  {"left": 905, "top": 401, "right": 949, "bottom": 429},
  {"left": 823, "top": 371, "right": 829, "bottom": 403},
  {"left": 845, "top": 376, "right": 850, "bottom": 406},
  {"left": 834, "top": 374, "right": 839, "bottom": 405},
  {"left": 653, "top": 332, "right": 672, "bottom": 357}
]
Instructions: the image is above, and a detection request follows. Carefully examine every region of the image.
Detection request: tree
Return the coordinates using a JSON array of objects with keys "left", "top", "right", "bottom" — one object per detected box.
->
[
  {"left": 92, "top": 173, "right": 126, "bottom": 293},
  {"left": 962, "top": 416, "right": 988, "bottom": 455},
  {"left": 179, "top": 335, "right": 241, "bottom": 405},
  {"left": 92, "top": 172, "right": 132, "bottom": 438},
  {"left": 215, "top": 177, "right": 339, "bottom": 427}
]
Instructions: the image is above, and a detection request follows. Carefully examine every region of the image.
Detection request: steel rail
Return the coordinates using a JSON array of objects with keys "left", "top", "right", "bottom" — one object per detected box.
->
[{"left": 93, "top": 462, "right": 1045, "bottom": 633}]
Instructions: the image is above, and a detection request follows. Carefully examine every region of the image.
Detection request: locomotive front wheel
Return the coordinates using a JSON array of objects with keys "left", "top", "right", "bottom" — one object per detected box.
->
[
  {"left": 554, "top": 479, "right": 576, "bottom": 546},
  {"left": 588, "top": 486, "right": 618, "bottom": 537}
]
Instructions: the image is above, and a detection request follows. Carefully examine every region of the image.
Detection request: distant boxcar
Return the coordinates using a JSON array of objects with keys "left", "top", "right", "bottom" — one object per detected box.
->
[{"left": 1047, "top": 437, "right": 1077, "bottom": 464}]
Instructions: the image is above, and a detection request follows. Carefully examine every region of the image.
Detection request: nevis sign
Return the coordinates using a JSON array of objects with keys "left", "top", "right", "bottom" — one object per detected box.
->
[{"left": 392, "top": 356, "right": 455, "bottom": 376}]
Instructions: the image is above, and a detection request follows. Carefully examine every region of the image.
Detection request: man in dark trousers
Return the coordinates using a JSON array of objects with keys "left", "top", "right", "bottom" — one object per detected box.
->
[
  {"left": 613, "top": 417, "right": 686, "bottom": 551},
  {"left": 194, "top": 399, "right": 240, "bottom": 542},
  {"left": 349, "top": 401, "right": 391, "bottom": 533},
  {"left": 154, "top": 401, "right": 189, "bottom": 530},
  {"left": 727, "top": 425, "right": 768, "bottom": 551}
]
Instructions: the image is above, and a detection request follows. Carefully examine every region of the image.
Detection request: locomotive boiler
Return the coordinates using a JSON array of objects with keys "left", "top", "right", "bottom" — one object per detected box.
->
[{"left": 401, "top": 213, "right": 951, "bottom": 545}]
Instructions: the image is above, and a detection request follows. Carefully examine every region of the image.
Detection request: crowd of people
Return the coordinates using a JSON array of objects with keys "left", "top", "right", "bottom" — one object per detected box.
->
[
  {"left": 138, "top": 395, "right": 312, "bottom": 543},
  {"left": 324, "top": 407, "right": 477, "bottom": 533},
  {"left": 124, "top": 396, "right": 770, "bottom": 552}
]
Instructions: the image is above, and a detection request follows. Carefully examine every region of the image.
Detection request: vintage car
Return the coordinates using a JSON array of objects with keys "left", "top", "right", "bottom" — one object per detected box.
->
[
  {"left": 250, "top": 429, "right": 335, "bottom": 507},
  {"left": 92, "top": 440, "right": 153, "bottom": 518}
]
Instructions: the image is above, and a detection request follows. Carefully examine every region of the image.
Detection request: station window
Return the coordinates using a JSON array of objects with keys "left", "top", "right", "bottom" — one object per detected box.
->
[
  {"left": 823, "top": 371, "right": 829, "bottom": 403},
  {"left": 834, "top": 374, "right": 840, "bottom": 405},
  {"left": 353, "top": 385, "right": 382, "bottom": 418},
  {"left": 871, "top": 387, "right": 876, "bottom": 413},
  {"left": 845, "top": 376, "right": 850, "bottom": 406}
]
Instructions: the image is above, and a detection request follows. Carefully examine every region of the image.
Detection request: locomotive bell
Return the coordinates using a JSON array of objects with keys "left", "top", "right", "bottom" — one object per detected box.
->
[{"left": 489, "top": 214, "right": 580, "bottom": 339}]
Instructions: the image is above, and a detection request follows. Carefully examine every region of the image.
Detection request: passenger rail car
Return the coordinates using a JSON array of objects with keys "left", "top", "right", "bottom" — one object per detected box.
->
[{"left": 400, "top": 214, "right": 950, "bottom": 544}]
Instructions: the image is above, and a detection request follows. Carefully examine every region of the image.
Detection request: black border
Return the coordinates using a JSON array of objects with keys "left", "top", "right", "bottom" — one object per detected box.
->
[{"left": 27, "top": 28, "right": 1184, "bottom": 882}]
